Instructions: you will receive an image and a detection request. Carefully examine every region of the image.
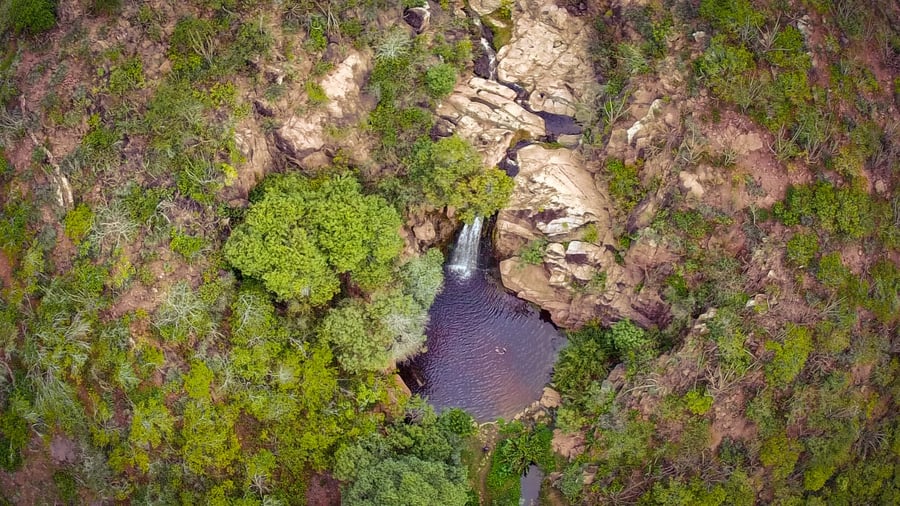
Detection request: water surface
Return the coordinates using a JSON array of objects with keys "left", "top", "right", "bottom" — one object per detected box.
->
[{"left": 400, "top": 263, "right": 565, "bottom": 422}]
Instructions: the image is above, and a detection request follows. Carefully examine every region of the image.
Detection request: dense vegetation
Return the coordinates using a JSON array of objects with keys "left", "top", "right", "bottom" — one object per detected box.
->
[{"left": 0, "top": 0, "right": 896, "bottom": 504}]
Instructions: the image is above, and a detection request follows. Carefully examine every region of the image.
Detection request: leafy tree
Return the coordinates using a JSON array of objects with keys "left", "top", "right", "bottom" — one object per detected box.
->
[
  {"left": 318, "top": 290, "right": 427, "bottom": 373},
  {"left": 409, "top": 136, "right": 513, "bottom": 222},
  {"left": 225, "top": 173, "right": 403, "bottom": 305},
  {"left": 398, "top": 249, "right": 445, "bottom": 309},
  {"left": 333, "top": 407, "right": 471, "bottom": 506},
  {"left": 180, "top": 400, "right": 241, "bottom": 475}
]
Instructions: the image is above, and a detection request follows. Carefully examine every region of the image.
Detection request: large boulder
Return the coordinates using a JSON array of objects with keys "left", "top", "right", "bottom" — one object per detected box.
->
[
  {"left": 496, "top": 0, "right": 595, "bottom": 114},
  {"left": 274, "top": 50, "right": 372, "bottom": 165},
  {"left": 436, "top": 77, "right": 545, "bottom": 167}
]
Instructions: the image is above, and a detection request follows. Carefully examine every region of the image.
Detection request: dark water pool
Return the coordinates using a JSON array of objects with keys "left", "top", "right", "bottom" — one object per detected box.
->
[{"left": 399, "top": 267, "right": 565, "bottom": 422}]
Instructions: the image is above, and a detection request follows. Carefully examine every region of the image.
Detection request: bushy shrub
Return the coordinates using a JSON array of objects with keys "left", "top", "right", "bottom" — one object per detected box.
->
[
  {"left": 225, "top": 173, "right": 403, "bottom": 304},
  {"left": 409, "top": 136, "right": 513, "bottom": 222},
  {"left": 5, "top": 0, "right": 56, "bottom": 35},
  {"left": 765, "top": 324, "right": 812, "bottom": 386},
  {"left": 64, "top": 203, "right": 94, "bottom": 245},
  {"left": 606, "top": 158, "right": 642, "bottom": 213},
  {"left": 785, "top": 231, "right": 819, "bottom": 268},
  {"left": 424, "top": 63, "right": 457, "bottom": 99},
  {"left": 108, "top": 56, "right": 144, "bottom": 95}
]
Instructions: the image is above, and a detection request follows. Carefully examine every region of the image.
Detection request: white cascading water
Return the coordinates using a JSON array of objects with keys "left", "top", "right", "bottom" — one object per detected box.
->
[
  {"left": 479, "top": 38, "right": 497, "bottom": 80},
  {"left": 447, "top": 216, "right": 483, "bottom": 279}
]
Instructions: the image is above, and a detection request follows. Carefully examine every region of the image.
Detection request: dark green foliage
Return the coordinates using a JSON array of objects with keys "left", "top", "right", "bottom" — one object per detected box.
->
[
  {"left": 0, "top": 199, "right": 32, "bottom": 257},
  {"left": 0, "top": 398, "right": 28, "bottom": 471},
  {"left": 773, "top": 182, "right": 876, "bottom": 239},
  {"left": 816, "top": 252, "right": 849, "bottom": 289},
  {"left": 424, "top": 63, "right": 457, "bottom": 99},
  {"left": 225, "top": 173, "right": 403, "bottom": 304},
  {"left": 333, "top": 406, "right": 472, "bottom": 506},
  {"left": 89, "top": 0, "right": 121, "bottom": 16},
  {"left": 51, "top": 470, "right": 78, "bottom": 504},
  {"left": 4, "top": 0, "right": 57, "bottom": 35}
]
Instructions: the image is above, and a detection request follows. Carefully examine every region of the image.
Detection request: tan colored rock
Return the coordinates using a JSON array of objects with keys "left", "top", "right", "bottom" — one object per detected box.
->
[
  {"left": 540, "top": 387, "right": 561, "bottom": 409},
  {"left": 679, "top": 170, "right": 705, "bottom": 199},
  {"left": 437, "top": 77, "right": 545, "bottom": 167},
  {"left": 413, "top": 221, "right": 436, "bottom": 243},
  {"left": 496, "top": 0, "right": 594, "bottom": 110},
  {"left": 552, "top": 429, "right": 585, "bottom": 460},
  {"left": 470, "top": 0, "right": 503, "bottom": 16},
  {"left": 233, "top": 123, "right": 273, "bottom": 196},
  {"left": 275, "top": 50, "right": 372, "bottom": 163}
]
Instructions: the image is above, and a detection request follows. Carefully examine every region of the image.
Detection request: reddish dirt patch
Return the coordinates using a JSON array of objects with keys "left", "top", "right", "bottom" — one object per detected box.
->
[
  {"left": 0, "top": 438, "right": 57, "bottom": 505},
  {"left": 0, "top": 251, "right": 13, "bottom": 291},
  {"left": 306, "top": 473, "right": 341, "bottom": 506}
]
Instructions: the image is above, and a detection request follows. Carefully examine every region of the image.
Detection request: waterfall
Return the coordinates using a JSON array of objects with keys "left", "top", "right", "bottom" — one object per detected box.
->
[
  {"left": 479, "top": 37, "right": 497, "bottom": 80},
  {"left": 447, "top": 216, "right": 483, "bottom": 279}
]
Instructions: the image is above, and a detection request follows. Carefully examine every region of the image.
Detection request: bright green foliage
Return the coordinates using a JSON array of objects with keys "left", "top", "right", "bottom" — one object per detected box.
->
[
  {"left": 610, "top": 319, "right": 649, "bottom": 356},
  {"left": 643, "top": 478, "right": 727, "bottom": 505},
  {"left": 765, "top": 324, "right": 813, "bottom": 386},
  {"left": 318, "top": 290, "right": 427, "bottom": 373},
  {"left": 765, "top": 26, "right": 810, "bottom": 70},
  {"left": 698, "top": 0, "right": 763, "bottom": 38},
  {"left": 606, "top": 158, "right": 642, "bottom": 214},
  {"left": 695, "top": 36, "right": 756, "bottom": 107},
  {"left": 108, "top": 56, "right": 144, "bottom": 95},
  {"left": 4, "top": 0, "right": 56, "bottom": 35},
  {"left": 64, "top": 203, "right": 94, "bottom": 245},
  {"left": 785, "top": 231, "right": 819, "bottom": 268},
  {"left": 169, "top": 228, "right": 204, "bottom": 260},
  {"left": 409, "top": 136, "right": 513, "bottom": 222},
  {"left": 424, "top": 63, "right": 457, "bottom": 98},
  {"left": 225, "top": 173, "right": 403, "bottom": 305},
  {"left": 519, "top": 238, "right": 547, "bottom": 265},
  {"left": 333, "top": 407, "right": 471, "bottom": 506},
  {"left": 184, "top": 361, "right": 213, "bottom": 401},
  {"left": 683, "top": 388, "right": 714, "bottom": 416},
  {"left": 0, "top": 200, "right": 32, "bottom": 257},
  {"left": 180, "top": 400, "right": 241, "bottom": 475},
  {"left": 398, "top": 249, "right": 445, "bottom": 309},
  {"left": 760, "top": 432, "right": 802, "bottom": 480},
  {"left": 816, "top": 252, "right": 849, "bottom": 289}
]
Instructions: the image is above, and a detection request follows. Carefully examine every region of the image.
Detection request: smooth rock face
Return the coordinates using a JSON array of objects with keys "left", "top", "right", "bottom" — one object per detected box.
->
[
  {"left": 403, "top": 7, "right": 430, "bottom": 33},
  {"left": 274, "top": 50, "right": 371, "bottom": 163},
  {"left": 496, "top": 0, "right": 595, "bottom": 112},
  {"left": 436, "top": 77, "right": 545, "bottom": 167}
]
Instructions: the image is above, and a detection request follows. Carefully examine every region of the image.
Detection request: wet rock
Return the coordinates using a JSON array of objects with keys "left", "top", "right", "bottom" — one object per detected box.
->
[{"left": 403, "top": 7, "right": 430, "bottom": 34}]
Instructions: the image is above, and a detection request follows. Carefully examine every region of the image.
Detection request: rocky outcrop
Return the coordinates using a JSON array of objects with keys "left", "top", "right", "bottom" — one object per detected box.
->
[
  {"left": 495, "top": 145, "right": 664, "bottom": 327},
  {"left": 436, "top": 77, "right": 545, "bottom": 167},
  {"left": 274, "top": 50, "right": 373, "bottom": 166},
  {"left": 496, "top": 0, "right": 596, "bottom": 114}
]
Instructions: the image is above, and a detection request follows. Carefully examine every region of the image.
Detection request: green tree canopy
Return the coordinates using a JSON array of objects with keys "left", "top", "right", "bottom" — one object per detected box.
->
[
  {"left": 409, "top": 136, "right": 513, "bottom": 222},
  {"left": 224, "top": 173, "right": 403, "bottom": 305}
]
